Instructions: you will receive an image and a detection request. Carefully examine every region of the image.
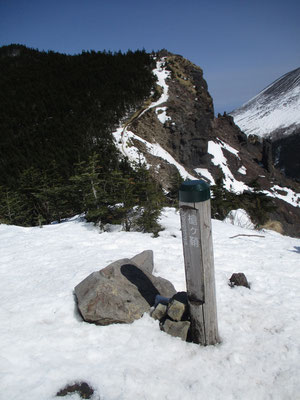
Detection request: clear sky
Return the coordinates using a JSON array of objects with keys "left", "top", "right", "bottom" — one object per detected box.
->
[{"left": 1, "top": 0, "right": 300, "bottom": 114}]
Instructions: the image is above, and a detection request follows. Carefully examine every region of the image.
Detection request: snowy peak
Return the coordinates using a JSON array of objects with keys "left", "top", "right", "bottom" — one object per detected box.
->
[
  {"left": 231, "top": 67, "right": 300, "bottom": 139},
  {"left": 261, "top": 67, "right": 300, "bottom": 97}
]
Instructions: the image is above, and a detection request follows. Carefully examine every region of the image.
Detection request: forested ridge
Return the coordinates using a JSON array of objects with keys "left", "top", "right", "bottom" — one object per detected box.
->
[{"left": 0, "top": 44, "right": 164, "bottom": 231}]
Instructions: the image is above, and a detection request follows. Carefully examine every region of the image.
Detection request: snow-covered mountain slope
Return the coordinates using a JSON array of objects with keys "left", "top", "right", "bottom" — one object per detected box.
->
[
  {"left": 231, "top": 67, "right": 300, "bottom": 138},
  {"left": 1, "top": 211, "right": 300, "bottom": 400}
]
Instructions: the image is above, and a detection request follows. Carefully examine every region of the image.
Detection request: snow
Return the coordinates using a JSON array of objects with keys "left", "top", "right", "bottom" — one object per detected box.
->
[
  {"left": 238, "top": 166, "right": 247, "bottom": 175},
  {"left": 221, "top": 141, "right": 241, "bottom": 159},
  {"left": 112, "top": 127, "right": 148, "bottom": 166},
  {"left": 1, "top": 209, "right": 300, "bottom": 400},
  {"left": 139, "top": 57, "right": 171, "bottom": 119},
  {"left": 223, "top": 208, "right": 255, "bottom": 230},
  {"left": 147, "top": 142, "right": 195, "bottom": 180},
  {"left": 231, "top": 72, "right": 300, "bottom": 138},
  {"left": 263, "top": 185, "right": 300, "bottom": 208},
  {"left": 194, "top": 168, "right": 215, "bottom": 185},
  {"left": 155, "top": 107, "right": 171, "bottom": 124},
  {"left": 206, "top": 139, "right": 300, "bottom": 207},
  {"left": 208, "top": 140, "right": 249, "bottom": 193},
  {"left": 112, "top": 58, "right": 180, "bottom": 175},
  {"left": 113, "top": 126, "right": 195, "bottom": 180},
  {"left": 151, "top": 58, "right": 170, "bottom": 108}
]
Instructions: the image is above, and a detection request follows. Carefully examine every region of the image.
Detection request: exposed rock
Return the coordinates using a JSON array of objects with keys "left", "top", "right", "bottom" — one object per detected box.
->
[
  {"left": 129, "top": 52, "right": 214, "bottom": 188},
  {"left": 151, "top": 303, "right": 167, "bottom": 321},
  {"left": 213, "top": 113, "right": 300, "bottom": 238},
  {"left": 130, "top": 250, "right": 154, "bottom": 274},
  {"left": 167, "top": 299, "right": 186, "bottom": 321},
  {"left": 262, "top": 138, "right": 273, "bottom": 173},
  {"left": 229, "top": 273, "right": 250, "bottom": 289},
  {"left": 272, "top": 128, "right": 300, "bottom": 182},
  {"left": 56, "top": 382, "right": 96, "bottom": 399},
  {"left": 150, "top": 291, "right": 191, "bottom": 340},
  {"left": 74, "top": 251, "right": 176, "bottom": 325},
  {"left": 162, "top": 319, "right": 191, "bottom": 341},
  {"left": 118, "top": 51, "right": 300, "bottom": 238}
]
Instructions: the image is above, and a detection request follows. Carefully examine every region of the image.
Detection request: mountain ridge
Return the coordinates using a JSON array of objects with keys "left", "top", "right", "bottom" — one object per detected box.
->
[
  {"left": 0, "top": 45, "right": 299, "bottom": 236},
  {"left": 230, "top": 67, "right": 300, "bottom": 139},
  {"left": 116, "top": 53, "right": 300, "bottom": 236},
  {"left": 230, "top": 67, "right": 300, "bottom": 182}
]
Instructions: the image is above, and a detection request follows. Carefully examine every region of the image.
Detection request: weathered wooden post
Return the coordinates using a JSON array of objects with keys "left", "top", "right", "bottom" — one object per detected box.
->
[{"left": 179, "top": 180, "right": 220, "bottom": 345}]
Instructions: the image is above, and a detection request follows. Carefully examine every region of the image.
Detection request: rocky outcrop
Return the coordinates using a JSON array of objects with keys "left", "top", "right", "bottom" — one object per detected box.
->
[
  {"left": 129, "top": 51, "right": 214, "bottom": 185},
  {"left": 272, "top": 128, "right": 300, "bottom": 182},
  {"left": 120, "top": 52, "right": 300, "bottom": 238},
  {"left": 74, "top": 250, "right": 176, "bottom": 325},
  {"left": 163, "top": 54, "right": 214, "bottom": 168},
  {"left": 213, "top": 113, "right": 300, "bottom": 238}
]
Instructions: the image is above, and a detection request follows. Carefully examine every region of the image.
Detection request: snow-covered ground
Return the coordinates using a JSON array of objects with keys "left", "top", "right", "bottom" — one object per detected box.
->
[{"left": 1, "top": 209, "right": 300, "bottom": 400}]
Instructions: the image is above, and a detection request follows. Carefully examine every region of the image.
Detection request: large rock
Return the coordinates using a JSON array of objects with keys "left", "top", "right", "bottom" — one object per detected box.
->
[{"left": 74, "top": 251, "right": 176, "bottom": 325}]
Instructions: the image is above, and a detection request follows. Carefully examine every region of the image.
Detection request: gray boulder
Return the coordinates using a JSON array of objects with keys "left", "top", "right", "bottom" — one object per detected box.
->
[
  {"left": 74, "top": 251, "right": 176, "bottom": 325},
  {"left": 130, "top": 250, "right": 154, "bottom": 274}
]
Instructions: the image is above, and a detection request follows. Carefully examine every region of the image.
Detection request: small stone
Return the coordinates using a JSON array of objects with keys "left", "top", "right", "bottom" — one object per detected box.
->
[
  {"left": 162, "top": 319, "right": 191, "bottom": 341},
  {"left": 229, "top": 273, "right": 250, "bottom": 289},
  {"left": 56, "top": 381, "right": 94, "bottom": 399},
  {"left": 151, "top": 303, "right": 167, "bottom": 320},
  {"left": 167, "top": 299, "right": 186, "bottom": 321}
]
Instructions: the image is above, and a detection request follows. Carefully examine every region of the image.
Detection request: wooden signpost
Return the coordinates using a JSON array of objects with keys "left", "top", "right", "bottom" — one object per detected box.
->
[{"left": 179, "top": 180, "right": 220, "bottom": 345}]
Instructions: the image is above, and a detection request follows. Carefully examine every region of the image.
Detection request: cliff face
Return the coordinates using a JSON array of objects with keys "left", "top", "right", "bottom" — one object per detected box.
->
[
  {"left": 130, "top": 52, "right": 214, "bottom": 170},
  {"left": 116, "top": 52, "right": 300, "bottom": 237},
  {"left": 212, "top": 114, "right": 300, "bottom": 237},
  {"left": 272, "top": 128, "right": 300, "bottom": 182}
]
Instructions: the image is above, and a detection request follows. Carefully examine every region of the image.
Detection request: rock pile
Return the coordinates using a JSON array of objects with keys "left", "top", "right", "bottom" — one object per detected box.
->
[
  {"left": 151, "top": 292, "right": 191, "bottom": 341},
  {"left": 74, "top": 250, "right": 192, "bottom": 341}
]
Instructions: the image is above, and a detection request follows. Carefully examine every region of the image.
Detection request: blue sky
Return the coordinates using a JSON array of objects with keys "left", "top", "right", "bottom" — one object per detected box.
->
[{"left": 1, "top": 0, "right": 300, "bottom": 113}]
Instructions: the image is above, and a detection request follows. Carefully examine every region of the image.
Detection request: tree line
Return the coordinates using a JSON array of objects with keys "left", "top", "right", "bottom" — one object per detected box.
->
[{"left": 0, "top": 44, "right": 164, "bottom": 233}]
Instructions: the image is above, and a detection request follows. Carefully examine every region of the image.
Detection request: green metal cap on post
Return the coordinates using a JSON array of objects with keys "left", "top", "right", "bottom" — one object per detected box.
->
[{"left": 179, "top": 180, "right": 210, "bottom": 203}]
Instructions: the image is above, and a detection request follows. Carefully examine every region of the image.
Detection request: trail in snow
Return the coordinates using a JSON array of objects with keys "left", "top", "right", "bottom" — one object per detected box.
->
[{"left": 112, "top": 58, "right": 196, "bottom": 180}]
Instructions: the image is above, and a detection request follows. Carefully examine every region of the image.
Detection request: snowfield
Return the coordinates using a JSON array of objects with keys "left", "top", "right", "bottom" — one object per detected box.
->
[
  {"left": 231, "top": 67, "right": 300, "bottom": 139},
  {"left": 1, "top": 209, "right": 300, "bottom": 400}
]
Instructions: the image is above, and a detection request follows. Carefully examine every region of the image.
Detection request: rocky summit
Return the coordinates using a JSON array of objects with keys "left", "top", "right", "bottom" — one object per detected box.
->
[{"left": 114, "top": 51, "right": 300, "bottom": 237}]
